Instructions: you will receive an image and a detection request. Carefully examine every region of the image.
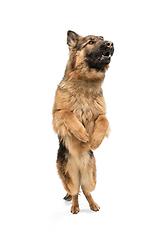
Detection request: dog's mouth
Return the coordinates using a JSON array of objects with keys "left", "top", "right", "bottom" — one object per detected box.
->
[
  {"left": 104, "top": 52, "right": 111, "bottom": 57},
  {"left": 85, "top": 51, "right": 113, "bottom": 71},
  {"left": 96, "top": 52, "right": 112, "bottom": 61},
  {"left": 85, "top": 42, "right": 114, "bottom": 71}
]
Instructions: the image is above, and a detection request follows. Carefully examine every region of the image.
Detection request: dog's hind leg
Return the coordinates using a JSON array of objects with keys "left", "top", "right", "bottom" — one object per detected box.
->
[
  {"left": 71, "top": 194, "right": 79, "bottom": 214},
  {"left": 57, "top": 139, "right": 80, "bottom": 213},
  {"left": 82, "top": 191, "right": 100, "bottom": 211},
  {"left": 81, "top": 151, "right": 100, "bottom": 211}
]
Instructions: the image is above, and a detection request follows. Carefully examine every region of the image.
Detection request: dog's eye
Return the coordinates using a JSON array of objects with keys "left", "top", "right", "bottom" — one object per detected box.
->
[{"left": 88, "top": 41, "right": 95, "bottom": 45}]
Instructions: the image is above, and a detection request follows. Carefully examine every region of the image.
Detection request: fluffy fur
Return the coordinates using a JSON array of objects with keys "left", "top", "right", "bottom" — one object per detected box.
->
[{"left": 53, "top": 30, "right": 114, "bottom": 214}]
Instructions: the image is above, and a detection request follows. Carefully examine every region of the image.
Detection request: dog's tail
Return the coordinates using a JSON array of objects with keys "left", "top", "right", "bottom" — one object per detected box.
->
[{"left": 63, "top": 193, "right": 72, "bottom": 201}]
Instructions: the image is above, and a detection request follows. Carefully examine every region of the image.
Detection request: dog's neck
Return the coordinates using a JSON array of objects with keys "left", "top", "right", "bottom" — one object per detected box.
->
[
  {"left": 65, "top": 62, "right": 107, "bottom": 82},
  {"left": 59, "top": 73, "right": 104, "bottom": 98}
]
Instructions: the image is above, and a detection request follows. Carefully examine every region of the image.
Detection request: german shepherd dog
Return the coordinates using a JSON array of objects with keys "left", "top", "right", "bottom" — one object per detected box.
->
[{"left": 53, "top": 31, "right": 114, "bottom": 214}]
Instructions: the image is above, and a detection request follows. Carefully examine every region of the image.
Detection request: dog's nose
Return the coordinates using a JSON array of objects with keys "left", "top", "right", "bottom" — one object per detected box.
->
[
  {"left": 100, "top": 41, "right": 114, "bottom": 51},
  {"left": 108, "top": 41, "right": 114, "bottom": 47},
  {"left": 105, "top": 41, "right": 114, "bottom": 48}
]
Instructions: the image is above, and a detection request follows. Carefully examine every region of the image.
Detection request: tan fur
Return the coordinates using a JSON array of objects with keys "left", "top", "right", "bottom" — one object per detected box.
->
[{"left": 53, "top": 31, "right": 113, "bottom": 214}]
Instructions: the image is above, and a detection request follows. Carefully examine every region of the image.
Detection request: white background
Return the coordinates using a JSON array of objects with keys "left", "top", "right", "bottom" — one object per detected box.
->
[{"left": 0, "top": 0, "right": 154, "bottom": 239}]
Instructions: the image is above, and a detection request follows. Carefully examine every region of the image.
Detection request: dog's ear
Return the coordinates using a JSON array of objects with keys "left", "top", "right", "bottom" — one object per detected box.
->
[{"left": 67, "top": 30, "right": 79, "bottom": 47}]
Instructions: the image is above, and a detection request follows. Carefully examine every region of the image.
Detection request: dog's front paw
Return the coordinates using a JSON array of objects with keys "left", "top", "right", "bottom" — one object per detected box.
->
[
  {"left": 90, "top": 138, "right": 102, "bottom": 150},
  {"left": 73, "top": 127, "right": 89, "bottom": 143}
]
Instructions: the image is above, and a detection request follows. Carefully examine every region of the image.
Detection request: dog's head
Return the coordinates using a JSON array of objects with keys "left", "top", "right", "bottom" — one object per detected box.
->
[{"left": 66, "top": 30, "right": 114, "bottom": 80}]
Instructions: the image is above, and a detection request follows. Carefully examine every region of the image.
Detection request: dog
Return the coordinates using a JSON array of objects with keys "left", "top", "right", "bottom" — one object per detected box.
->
[{"left": 52, "top": 30, "right": 114, "bottom": 214}]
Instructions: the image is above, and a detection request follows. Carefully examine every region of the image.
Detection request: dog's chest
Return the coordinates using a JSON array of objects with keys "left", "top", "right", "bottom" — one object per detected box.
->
[{"left": 72, "top": 94, "right": 98, "bottom": 135}]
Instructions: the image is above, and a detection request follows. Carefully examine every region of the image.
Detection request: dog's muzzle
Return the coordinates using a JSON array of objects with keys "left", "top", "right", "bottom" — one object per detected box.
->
[
  {"left": 99, "top": 41, "right": 114, "bottom": 59},
  {"left": 85, "top": 40, "right": 114, "bottom": 71}
]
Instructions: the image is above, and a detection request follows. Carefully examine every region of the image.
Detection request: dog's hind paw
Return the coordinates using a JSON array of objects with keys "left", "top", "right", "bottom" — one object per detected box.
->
[
  {"left": 71, "top": 205, "right": 80, "bottom": 214},
  {"left": 90, "top": 203, "right": 100, "bottom": 212}
]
